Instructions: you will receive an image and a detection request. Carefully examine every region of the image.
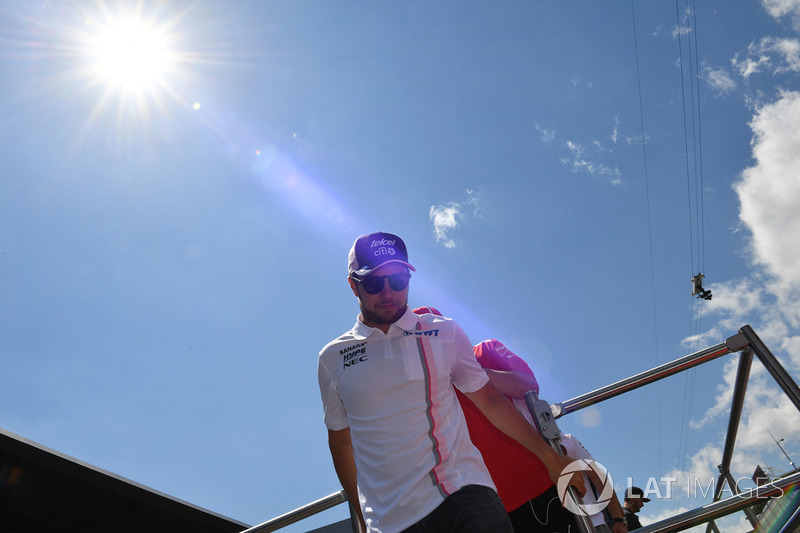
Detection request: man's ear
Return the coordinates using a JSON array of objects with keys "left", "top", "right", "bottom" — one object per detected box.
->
[{"left": 348, "top": 276, "right": 359, "bottom": 297}]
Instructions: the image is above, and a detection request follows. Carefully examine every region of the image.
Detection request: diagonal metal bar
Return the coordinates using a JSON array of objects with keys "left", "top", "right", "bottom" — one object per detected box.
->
[
  {"left": 553, "top": 333, "right": 746, "bottom": 418},
  {"left": 239, "top": 491, "right": 347, "bottom": 533},
  {"left": 635, "top": 471, "right": 800, "bottom": 533},
  {"left": 740, "top": 325, "right": 800, "bottom": 412},
  {"left": 705, "top": 348, "right": 754, "bottom": 533}
]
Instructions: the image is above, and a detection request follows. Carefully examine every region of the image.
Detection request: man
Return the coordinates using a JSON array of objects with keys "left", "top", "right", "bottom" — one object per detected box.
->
[
  {"left": 412, "top": 310, "right": 578, "bottom": 533},
  {"left": 622, "top": 486, "right": 650, "bottom": 530},
  {"left": 559, "top": 434, "right": 627, "bottom": 533},
  {"left": 318, "top": 232, "right": 583, "bottom": 533}
]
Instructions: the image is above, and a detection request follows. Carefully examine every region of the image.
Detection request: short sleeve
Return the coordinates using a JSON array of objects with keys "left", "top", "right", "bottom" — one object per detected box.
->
[
  {"left": 450, "top": 322, "right": 490, "bottom": 394},
  {"left": 318, "top": 356, "right": 349, "bottom": 431}
]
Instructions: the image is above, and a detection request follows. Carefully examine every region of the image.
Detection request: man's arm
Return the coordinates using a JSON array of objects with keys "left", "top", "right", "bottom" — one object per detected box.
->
[
  {"left": 328, "top": 428, "right": 366, "bottom": 533},
  {"left": 463, "top": 382, "right": 585, "bottom": 495}
]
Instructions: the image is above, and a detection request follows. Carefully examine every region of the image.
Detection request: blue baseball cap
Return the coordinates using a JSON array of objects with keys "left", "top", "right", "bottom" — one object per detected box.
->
[{"left": 348, "top": 231, "right": 416, "bottom": 277}]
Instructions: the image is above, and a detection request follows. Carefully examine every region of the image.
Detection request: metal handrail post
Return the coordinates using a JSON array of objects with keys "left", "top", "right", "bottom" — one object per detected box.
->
[
  {"left": 239, "top": 491, "right": 347, "bottom": 533},
  {"left": 553, "top": 334, "right": 747, "bottom": 418},
  {"left": 740, "top": 325, "right": 800, "bottom": 412},
  {"left": 705, "top": 348, "right": 755, "bottom": 533},
  {"left": 722, "top": 471, "right": 760, "bottom": 529},
  {"left": 716, "top": 348, "right": 754, "bottom": 487},
  {"left": 633, "top": 471, "right": 800, "bottom": 533},
  {"left": 524, "top": 391, "right": 596, "bottom": 533},
  {"left": 348, "top": 501, "right": 360, "bottom": 533}
]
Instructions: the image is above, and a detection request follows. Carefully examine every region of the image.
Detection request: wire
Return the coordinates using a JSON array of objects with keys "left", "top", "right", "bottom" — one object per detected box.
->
[
  {"left": 691, "top": 0, "right": 707, "bottom": 276},
  {"left": 675, "top": 0, "right": 709, "bottom": 492},
  {"left": 676, "top": 0, "right": 698, "bottom": 280},
  {"left": 630, "top": 0, "right": 664, "bottom": 478}
]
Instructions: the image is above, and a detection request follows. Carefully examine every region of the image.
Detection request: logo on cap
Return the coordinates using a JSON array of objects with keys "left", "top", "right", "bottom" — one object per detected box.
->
[{"left": 348, "top": 231, "right": 416, "bottom": 276}]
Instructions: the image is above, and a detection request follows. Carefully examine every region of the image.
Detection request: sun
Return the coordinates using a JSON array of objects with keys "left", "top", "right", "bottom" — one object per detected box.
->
[{"left": 86, "top": 13, "right": 176, "bottom": 94}]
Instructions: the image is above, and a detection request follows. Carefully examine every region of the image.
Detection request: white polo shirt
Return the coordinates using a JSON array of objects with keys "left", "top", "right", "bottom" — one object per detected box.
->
[
  {"left": 561, "top": 433, "right": 607, "bottom": 528},
  {"left": 318, "top": 308, "right": 494, "bottom": 533}
]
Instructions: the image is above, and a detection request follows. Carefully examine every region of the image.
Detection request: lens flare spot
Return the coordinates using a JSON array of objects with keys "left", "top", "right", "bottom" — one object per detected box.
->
[
  {"left": 0, "top": 466, "right": 22, "bottom": 488},
  {"left": 580, "top": 406, "right": 603, "bottom": 428}
]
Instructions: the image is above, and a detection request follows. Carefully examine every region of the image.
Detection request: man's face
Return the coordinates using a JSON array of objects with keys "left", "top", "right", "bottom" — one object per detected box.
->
[
  {"left": 627, "top": 497, "right": 645, "bottom": 513},
  {"left": 349, "top": 262, "right": 410, "bottom": 328}
]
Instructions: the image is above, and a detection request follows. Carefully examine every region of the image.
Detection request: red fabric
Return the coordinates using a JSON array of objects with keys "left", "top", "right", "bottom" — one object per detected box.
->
[
  {"left": 457, "top": 390, "right": 553, "bottom": 511},
  {"left": 406, "top": 312, "right": 552, "bottom": 511}
]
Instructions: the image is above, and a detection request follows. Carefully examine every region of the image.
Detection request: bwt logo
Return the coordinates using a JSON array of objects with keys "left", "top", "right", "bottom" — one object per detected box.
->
[
  {"left": 403, "top": 330, "right": 440, "bottom": 337},
  {"left": 557, "top": 460, "right": 614, "bottom": 516}
]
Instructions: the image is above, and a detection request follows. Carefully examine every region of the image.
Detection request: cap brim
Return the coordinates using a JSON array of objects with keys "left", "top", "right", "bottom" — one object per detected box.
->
[{"left": 351, "top": 260, "right": 416, "bottom": 277}]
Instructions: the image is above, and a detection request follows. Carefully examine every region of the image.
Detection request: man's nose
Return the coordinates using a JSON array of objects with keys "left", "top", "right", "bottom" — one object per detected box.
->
[{"left": 378, "top": 278, "right": 393, "bottom": 295}]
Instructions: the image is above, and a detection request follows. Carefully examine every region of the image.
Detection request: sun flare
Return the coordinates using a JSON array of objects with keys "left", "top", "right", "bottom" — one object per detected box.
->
[{"left": 89, "top": 16, "right": 173, "bottom": 92}]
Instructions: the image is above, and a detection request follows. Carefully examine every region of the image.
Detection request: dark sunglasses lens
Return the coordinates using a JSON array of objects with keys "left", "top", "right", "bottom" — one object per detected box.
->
[
  {"left": 388, "top": 274, "right": 410, "bottom": 291},
  {"left": 360, "top": 277, "right": 385, "bottom": 294}
]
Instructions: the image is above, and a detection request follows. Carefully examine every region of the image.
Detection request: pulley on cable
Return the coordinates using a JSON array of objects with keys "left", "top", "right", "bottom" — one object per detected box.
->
[{"left": 691, "top": 273, "right": 712, "bottom": 301}]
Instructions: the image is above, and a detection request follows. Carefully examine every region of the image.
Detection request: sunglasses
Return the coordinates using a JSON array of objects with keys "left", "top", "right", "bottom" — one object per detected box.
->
[{"left": 353, "top": 272, "right": 411, "bottom": 295}]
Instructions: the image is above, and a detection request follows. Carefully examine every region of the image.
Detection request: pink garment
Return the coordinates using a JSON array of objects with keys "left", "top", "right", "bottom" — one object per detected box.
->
[{"left": 473, "top": 339, "right": 539, "bottom": 394}]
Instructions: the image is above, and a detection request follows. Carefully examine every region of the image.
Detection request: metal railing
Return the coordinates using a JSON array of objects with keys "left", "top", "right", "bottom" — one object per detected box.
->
[
  {"left": 248, "top": 325, "right": 800, "bottom": 532},
  {"left": 240, "top": 491, "right": 349, "bottom": 533}
]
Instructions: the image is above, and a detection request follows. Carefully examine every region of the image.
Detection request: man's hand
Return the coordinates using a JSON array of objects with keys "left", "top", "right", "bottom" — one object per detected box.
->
[
  {"left": 612, "top": 521, "right": 628, "bottom": 533},
  {"left": 544, "top": 452, "right": 586, "bottom": 497}
]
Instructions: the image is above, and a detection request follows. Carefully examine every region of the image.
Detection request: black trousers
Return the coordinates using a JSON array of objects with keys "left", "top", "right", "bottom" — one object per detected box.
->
[
  {"left": 506, "top": 485, "right": 578, "bottom": 533},
  {"left": 400, "top": 485, "right": 514, "bottom": 533}
]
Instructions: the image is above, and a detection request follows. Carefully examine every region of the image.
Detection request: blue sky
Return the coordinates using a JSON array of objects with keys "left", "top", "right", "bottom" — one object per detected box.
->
[{"left": 2, "top": 1, "right": 800, "bottom": 531}]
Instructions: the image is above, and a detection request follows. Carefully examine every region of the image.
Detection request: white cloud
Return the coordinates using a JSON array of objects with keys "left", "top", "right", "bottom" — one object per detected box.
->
[
  {"left": 672, "top": 25, "right": 691, "bottom": 39},
  {"left": 761, "top": 0, "right": 800, "bottom": 30},
  {"left": 762, "top": 0, "right": 800, "bottom": 18},
  {"left": 562, "top": 140, "right": 622, "bottom": 184},
  {"left": 429, "top": 205, "right": 460, "bottom": 248},
  {"left": 674, "top": 91, "right": 800, "bottom": 526},
  {"left": 735, "top": 91, "right": 800, "bottom": 301},
  {"left": 702, "top": 66, "right": 737, "bottom": 95},
  {"left": 665, "top": 443, "right": 723, "bottom": 495},
  {"left": 429, "top": 190, "right": 481, "bottom": 248},
  {"left": 535, "top": 123, "right": 556, "bottom": 143},
  {"left": 732, "top": 37, "right": 800, "bottom": 78},
  {"left": 536, "top": 119, "right": 624, "bottom": 185}
]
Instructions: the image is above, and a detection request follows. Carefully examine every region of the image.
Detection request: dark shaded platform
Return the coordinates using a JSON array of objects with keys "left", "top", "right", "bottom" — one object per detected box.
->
[{"left": 0, "top": 428, "right": 249, "bottom": 533}]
